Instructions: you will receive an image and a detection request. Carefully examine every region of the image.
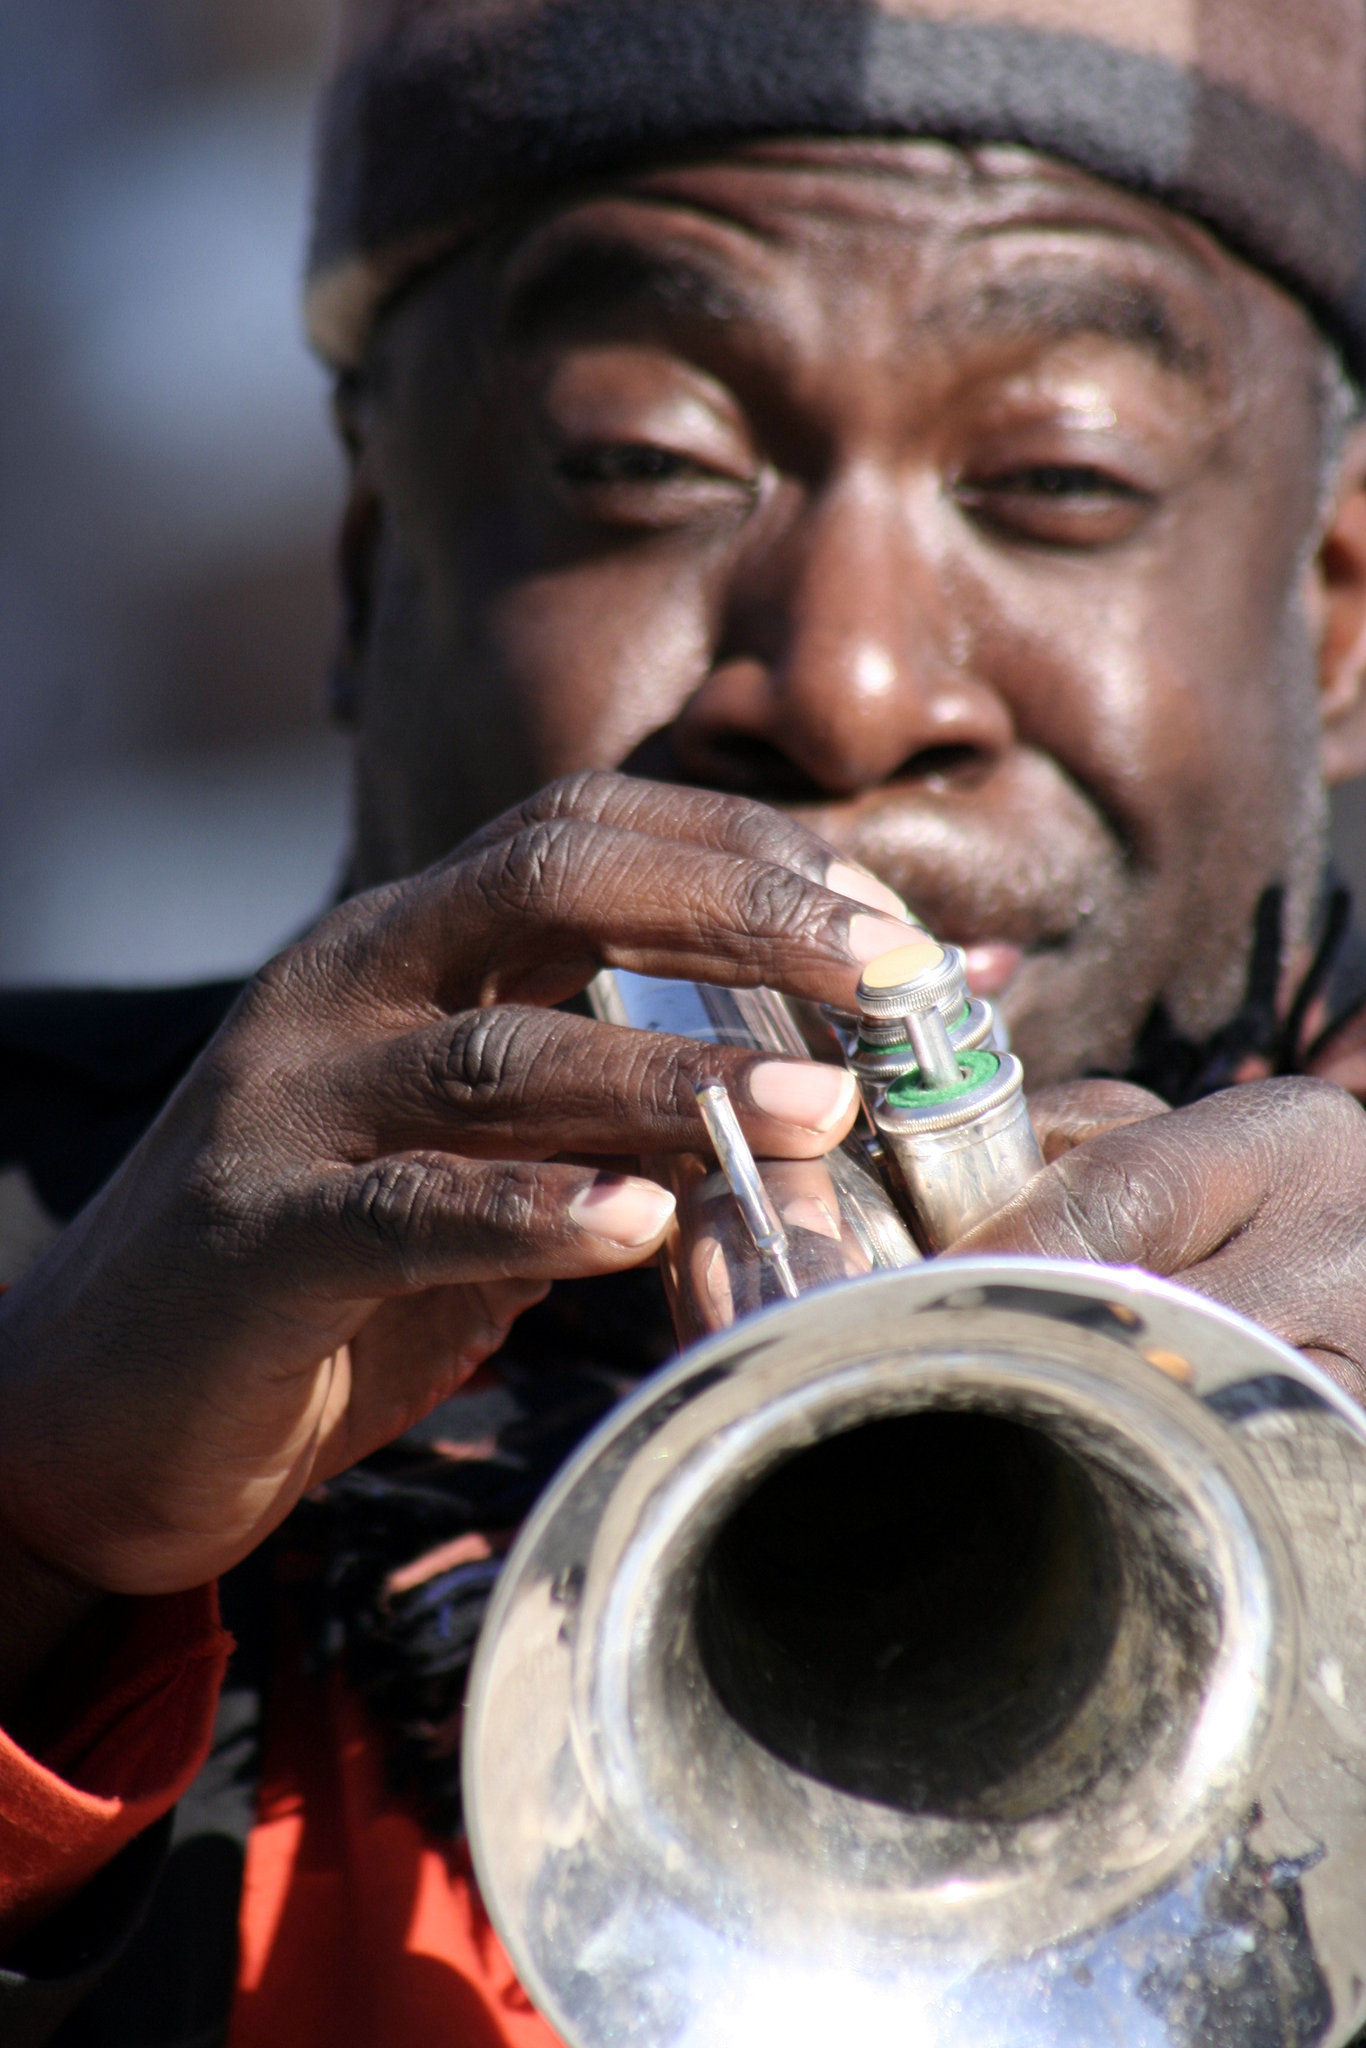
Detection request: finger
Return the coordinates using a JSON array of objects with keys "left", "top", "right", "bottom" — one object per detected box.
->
[
  {"left": 1162, "top": 1228, "right": 1366, "bottom": 1408},
  {"left": 327, "top": 1006, "right": 859, "bottom": 1161},
  {"left": 1299, "top": 1347, "right": 1366, "bottom": 1406},
  {"left": 956, "top": 1077, "right": 1366, "bottom": 1293},
  {"left": 361, "top": 816, "right": 913, "bottom": 1011},
  {"left": 451, "top": 771, "right": 847, "bottom": 888},
  {"left": 1026, "top": 1079, "right": 1170, "bottom": 1163},
  {"left": 350, "top": 1277, "right": 551, "bottom": 1393},
  {"left": 313, "top": 1278, "right": 554, "bottom": 1480},
  {"left": 273, "top": 1156, "right": 679, "bottom": 1297},
  {"left": 1154, "top": 1088, "right": 1366, "bottom": 1369},
  {"left": 1304, "top": 1003, "right": 1366, "bottom": 1098},
  {"left": 958, "top": 1079, "right": 1366, "bottom": 1393},
  {"left": 760, "top": 1160, "right": 844, "bottom": 1240},
  {"left": 475, "top": 772, "right": 914, "bottom": 917},
  {"left": 1172, "top": 1227, "right": 1366, "bottom": 1358},
  {"left": 952, "top": 1087, "right": 1274, "bottom": 1270}
]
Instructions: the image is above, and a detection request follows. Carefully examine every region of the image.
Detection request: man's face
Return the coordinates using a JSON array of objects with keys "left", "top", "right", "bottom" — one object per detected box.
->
[{"left": 344, "top": 141, "right": 1338, "bottom": 1085}]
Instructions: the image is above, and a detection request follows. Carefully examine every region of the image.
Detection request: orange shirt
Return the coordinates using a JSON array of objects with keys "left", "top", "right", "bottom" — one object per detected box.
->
[
  {"left": 231, "top": 1622, "right": 561, "bottom": 2048},
  {"left": 0, "top": 1591, "right": 562, "bottom": 2047},
  {"left": 0, "top": 1587, "right": 230, "bottom": 1948}
]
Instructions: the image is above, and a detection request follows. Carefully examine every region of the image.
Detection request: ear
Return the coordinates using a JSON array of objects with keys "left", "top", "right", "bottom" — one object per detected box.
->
[
  {"left": 1315, "top": 420, "right": 1366, "bottom": 784},
  {"left": 328, "top": 475, "right": 383, "bottom": 727}
]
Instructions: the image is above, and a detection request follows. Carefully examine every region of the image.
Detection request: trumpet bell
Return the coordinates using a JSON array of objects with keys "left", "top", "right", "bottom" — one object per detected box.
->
[{"left": 465, "top": 1258, "right": 1366, "bottom": 2048}]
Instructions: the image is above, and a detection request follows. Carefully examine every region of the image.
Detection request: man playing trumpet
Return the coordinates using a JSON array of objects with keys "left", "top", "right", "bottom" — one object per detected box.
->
[{"left": 5, "top": 0, "right": 1366, "bottom": 2038}]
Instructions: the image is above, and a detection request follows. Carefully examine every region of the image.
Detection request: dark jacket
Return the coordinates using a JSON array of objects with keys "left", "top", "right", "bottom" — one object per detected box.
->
[
  {"left": 0, "top": 983, "right": 255, "bottom": 2048},
  {"left": 0, "top": 982, "right": 663, "bottom": 2047}
]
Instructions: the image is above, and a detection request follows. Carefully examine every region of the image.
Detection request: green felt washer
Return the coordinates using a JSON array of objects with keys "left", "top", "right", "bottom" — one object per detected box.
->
[
  {"left": 857, "top": 1000, "right": 971, "bottom": 1058},
  {"left": 885, "top": 1046, "right": 1000, "bottom": 1109}
]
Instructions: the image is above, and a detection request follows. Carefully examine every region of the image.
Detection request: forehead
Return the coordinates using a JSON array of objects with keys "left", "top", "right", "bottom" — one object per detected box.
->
[{"left": 467, "top": 142, "right": 1313, "bottom": 393}]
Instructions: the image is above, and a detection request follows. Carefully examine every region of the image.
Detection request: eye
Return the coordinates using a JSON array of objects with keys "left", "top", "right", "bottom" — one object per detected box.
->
[
  {"left": 1009, "top": 463, "right": 1129, "bottom": 494},
  {"left": 553, "top": 439, "right": 758, "bottom": 529},
  {"left": 557, "top": 442, "right": 703, "bottom": 485},
  {"left": 955, "top": 463, "right": 1155, "bottom": 547}
]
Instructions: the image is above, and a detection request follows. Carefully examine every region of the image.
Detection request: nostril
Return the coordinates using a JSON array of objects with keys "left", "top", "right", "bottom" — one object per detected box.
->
[
  {"left": 905, "top": 744, "right": 989, "bottom": 788},
  {"left": 657, "top": 733, "right": 993, "bottom": 804},
  {"left": 671, "top": 731, "right": 834, "bottom": 801}
]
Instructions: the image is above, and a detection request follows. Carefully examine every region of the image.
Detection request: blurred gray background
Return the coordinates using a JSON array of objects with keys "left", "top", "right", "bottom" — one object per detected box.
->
[
  {"left": 1, "top": 0, "right": 347, "bottom": 987},
  {"left": 3, "top": 2, "right": 1366, "bottom": 989}
]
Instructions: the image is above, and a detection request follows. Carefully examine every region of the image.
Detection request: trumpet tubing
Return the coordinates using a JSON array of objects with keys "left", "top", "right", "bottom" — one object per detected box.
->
[{"left": 465, "top": 961, "right": 1366, "bottom": 2048}]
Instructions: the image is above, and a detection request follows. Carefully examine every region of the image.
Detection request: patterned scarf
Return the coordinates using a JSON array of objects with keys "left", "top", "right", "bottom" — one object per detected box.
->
[{"left": 288, "top": 1267, "right": 675, "bottom": 1831}]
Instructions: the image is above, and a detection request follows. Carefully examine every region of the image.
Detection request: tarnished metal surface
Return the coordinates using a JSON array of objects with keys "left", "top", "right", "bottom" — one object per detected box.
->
[{"left": 868, "top": 1055, "right": 1044, "bottom": 1250}]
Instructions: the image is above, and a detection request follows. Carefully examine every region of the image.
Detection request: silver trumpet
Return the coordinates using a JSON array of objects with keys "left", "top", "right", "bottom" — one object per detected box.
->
[{"left": 465, "top": 941, "right": 1366, "bottom": 2048}]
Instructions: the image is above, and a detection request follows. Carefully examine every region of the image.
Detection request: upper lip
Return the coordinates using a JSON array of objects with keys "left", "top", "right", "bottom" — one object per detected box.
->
[
  {"left": 821, "top": 834, "right": 1104, "bottom": 961},
  {"left": 957, "top": 940, "right": 1026, "bottom": 999}
]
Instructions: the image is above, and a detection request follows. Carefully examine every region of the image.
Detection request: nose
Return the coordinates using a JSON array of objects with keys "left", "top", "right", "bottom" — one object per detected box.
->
[{"left": 668, "top": 468, "right": 1014, "bottom": 798}]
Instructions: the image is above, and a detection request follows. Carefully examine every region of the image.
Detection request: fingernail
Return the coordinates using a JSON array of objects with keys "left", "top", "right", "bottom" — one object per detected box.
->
[
  {"left": 748, "top": 1061, "right": 856, "bottom": 1133},
  {"left": 825, "top": 861, "right": 917, "bottom": 923},
  {"left": 779, "top": 1192, "right": 843, "bottom": 1240},
  {"left": 570, "top": 1176, "right": 677, "bottom": 1246},
  {"left": 848, "top": 913, "right": 926, "bottom": 965}
]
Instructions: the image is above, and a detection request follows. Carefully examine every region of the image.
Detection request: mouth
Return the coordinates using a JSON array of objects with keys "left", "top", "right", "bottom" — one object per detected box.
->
[
  {"left": 960, "top": 941, "right": 1026, "bottom": 1000},
  {"left": 730, "top": 771, "right": 1118, "bottom": 1019},
  {"left": 804, "top": 799, "right": 1105, "bottom": 1009}
]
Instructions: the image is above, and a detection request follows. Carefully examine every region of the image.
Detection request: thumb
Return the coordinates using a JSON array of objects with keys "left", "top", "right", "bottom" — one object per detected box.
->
[{"left": 1026, "top": 1079, "right": 1169, "bottom": 1164}]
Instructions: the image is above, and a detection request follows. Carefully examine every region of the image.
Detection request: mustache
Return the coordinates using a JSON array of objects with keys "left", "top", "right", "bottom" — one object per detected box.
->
[
  {"left": 797, "top": 797, "right": 1129, "bottom": 951},
  {"left": 619, "top": 725, "right": 1133, "bottom": 950}
]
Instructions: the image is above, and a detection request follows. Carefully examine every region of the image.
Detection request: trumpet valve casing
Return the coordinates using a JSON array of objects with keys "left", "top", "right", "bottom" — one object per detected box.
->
[{"left": 852, "top": 940, "right": 1044, "bottom": 1249}]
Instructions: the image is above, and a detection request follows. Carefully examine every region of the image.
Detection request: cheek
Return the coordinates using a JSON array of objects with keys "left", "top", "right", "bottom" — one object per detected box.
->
[
  {"left": 482, "top": 551, "right": 719, "bottom": 775},
  {"left": 958, "top": 541, "right": 1295, "bottom": 873},
  {"left": 1130, "top": 553, "right": 1316, "bottom": 876}
]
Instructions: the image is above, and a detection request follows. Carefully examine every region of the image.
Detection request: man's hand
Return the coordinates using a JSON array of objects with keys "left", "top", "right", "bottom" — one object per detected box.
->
[
  {"left": 0, "top": 774, "right": 909, "bottom": 1682},
  {"left": 958, "top": 1075, "right": 1366, "bottom": 1404}
]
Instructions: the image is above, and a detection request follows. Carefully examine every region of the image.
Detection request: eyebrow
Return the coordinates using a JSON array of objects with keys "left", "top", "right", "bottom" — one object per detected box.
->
[
  {"left": 940, "top": 272, "right": 1215, "bottom": 380},
  {"left": 499, "top": 235, "right": 757, "bottom": 343},
  {"left": 498, "top": 228, "right": 1215, "bottom": 380}
]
